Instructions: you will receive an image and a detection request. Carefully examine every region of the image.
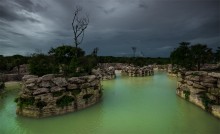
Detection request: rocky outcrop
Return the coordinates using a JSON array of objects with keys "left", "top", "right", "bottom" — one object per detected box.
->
[
  {"left": 176, "top": 71, "right": 220, "bottom": 118},
  {"left": 122, "top": 66, "right": 154, "bottom": 77},
  {"left": 153, "top": 64, "right": 168, "bottom": 71},
  {"left": 15, "top": 74, "right": 102, "bottom": 118},
  {"left": 92, "top": 67, "right": 116, "bottom": 80},
  {"left": 10, "top": 64, "right": 29, "bottom": 74}
]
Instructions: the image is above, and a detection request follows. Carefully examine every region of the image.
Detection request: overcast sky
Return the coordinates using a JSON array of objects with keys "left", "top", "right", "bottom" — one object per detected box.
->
[{"left": 0, "top": 0, "right": 219, "bottom": 57}]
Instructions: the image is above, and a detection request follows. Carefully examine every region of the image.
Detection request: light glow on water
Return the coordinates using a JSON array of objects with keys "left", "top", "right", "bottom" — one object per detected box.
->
[{"left": 0, "top": 72, "right": 220, "bottom": 134}]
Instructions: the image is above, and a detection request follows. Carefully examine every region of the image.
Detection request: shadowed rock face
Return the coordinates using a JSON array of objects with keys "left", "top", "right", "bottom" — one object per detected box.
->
[
  {"left": 0, "top": 82, "right": 4, "bottom": 93},
  {"left": 121, "top": 66, "right": 154, "bottom": 77},
  {"left": 15, "top": 74, "right": 102, "bottom": 118},
  {"left": 177, "top": 71, "right": 220, "bottom": 118}
]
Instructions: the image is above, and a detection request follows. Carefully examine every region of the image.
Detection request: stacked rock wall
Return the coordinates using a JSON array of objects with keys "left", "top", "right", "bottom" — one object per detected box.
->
[
  {"left": 122, "top": 66, "right": 154, "bottom": 77},
  {"left": 177, "top": 71, "right": 220, "bottom": 118},
  {"left": 92, "top": 67, "right": 116, "bottom": 80},
  {"left": 15, "top": 74, "right": 102, "bottom": 118}
]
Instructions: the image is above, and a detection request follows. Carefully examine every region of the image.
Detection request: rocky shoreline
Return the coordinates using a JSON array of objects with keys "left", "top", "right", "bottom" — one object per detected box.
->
[
  {"left": 122, "top": 66, "right": 154, "bottom": 77},
  {"left": 176, "top": 71, "right": 220, "bottom": 118},
  {"left": 15, "top": 74, "right": 102, "bottom": 118}
]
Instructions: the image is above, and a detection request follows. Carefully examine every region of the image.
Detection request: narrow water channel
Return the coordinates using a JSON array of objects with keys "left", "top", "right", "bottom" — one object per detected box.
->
[{"left": 0, "top": 72, "right": 220, "bottom": 134}]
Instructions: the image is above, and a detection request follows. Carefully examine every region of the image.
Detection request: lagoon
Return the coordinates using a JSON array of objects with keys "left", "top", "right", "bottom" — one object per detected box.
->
[{"left": 0, "top": 72, "right": 220, "bottom": 134}]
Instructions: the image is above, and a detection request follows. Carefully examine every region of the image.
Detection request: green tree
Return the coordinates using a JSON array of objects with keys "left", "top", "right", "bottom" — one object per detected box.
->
[
  {"left": 48, "top": 45, "right": 85, "bottom": 65},
  {"left": 91, "top": 47, "right": 99, "bottom": 57},
  {"left": 215, "top": 47, "right": 220, "bottom": 63},
  {"left": 170, "top": 42, "right": 193, "bottom": 70},
  {"left": 191, "top": 44, "right": 213, "bottom": 71},
  {"left": 11, "top": 55, "right": 26, "bottom": 74},
  {"left": 0, "top": 55, "right": 7, "bottom": 73},
  {"left": 29, "top": 54, "right": 59, "bottom": 76}
]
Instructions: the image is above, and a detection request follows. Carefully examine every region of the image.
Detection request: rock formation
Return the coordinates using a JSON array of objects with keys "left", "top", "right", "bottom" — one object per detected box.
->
[
  {"left": 122, "top": 66, "right": 154, "bottom": 77},
  {"left": 15, "top": 74, "right": 102, "bottom": 118},
  {"left": 177, "top": 71, "right": 220, "bottom": 118},
  {"left": 92, "top": 67, "right": 116, "bottom": 80}
]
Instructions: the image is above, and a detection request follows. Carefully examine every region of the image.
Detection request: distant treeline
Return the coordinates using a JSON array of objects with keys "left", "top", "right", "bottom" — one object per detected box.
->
[
  {"left": 0, "top": 54, "right": 170, "bottom": 74},
  {"left": 98, "top": 56, "right": 170, "bottom": 66}
]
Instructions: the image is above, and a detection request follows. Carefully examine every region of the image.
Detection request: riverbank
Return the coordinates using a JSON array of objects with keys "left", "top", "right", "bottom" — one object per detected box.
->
[{"left": 177, "top": 71, "right": 220, "bottom": 119}]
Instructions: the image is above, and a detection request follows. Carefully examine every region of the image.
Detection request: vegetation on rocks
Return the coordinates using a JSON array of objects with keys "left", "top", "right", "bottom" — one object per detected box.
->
[
  {"left": 15, "top": 97, "right": 35, "bottom": 108},
  {"left": 170, "top": 42, "right": 219, "bottom": 71},
  {"left": 183, "top": 90, "right": 190, "bottom": 101},
  {"left": 52, "top": 91, "right": 63, "bottom": 97},
  {"left": 36, "top": 101, "right": 47, "bottom": 110},
  {"left": 56, "top": 95, "right": 74, "bottom": 108}
]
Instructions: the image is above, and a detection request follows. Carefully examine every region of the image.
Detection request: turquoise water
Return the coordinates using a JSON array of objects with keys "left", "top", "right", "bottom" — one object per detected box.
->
[{"left": 0, "top": 72, "right": 220, "bottom": 134}]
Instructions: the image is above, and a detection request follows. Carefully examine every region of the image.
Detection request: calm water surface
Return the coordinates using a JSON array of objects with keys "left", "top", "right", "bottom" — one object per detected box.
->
[{"left": 0, "top": 72, "right": 220, "bottom": 134}]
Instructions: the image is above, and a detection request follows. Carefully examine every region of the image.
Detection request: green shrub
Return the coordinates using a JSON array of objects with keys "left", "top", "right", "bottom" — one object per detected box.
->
[
  {"left": 83, "top": 94, "right": 93, "bottom": 100},
  {"left": 36, "top": 101, "right": 47, "bottom": 109},
  {"left": 183, "top": 90, "right": 190, "bottom": 101},
  {"left": 29, "top": 54, "right": 59, "bottom": 76},
  {"left": 52, "top": 91, "right": 63, "bottom": 97},
  {"left": 15, "top": 97, "right": 35, "bottom": 108},
  {"left": 56, "top": 95, "right": 74, "bottom": 108},
  {"left": 71, "top": 89, "right": 81, "bottom": 96},
  {"left": 200, "top": 93, "right": 213, "bottom": 112}
]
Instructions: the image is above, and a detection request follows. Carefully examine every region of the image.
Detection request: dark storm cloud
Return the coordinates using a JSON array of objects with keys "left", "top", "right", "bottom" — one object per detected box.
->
[{"left": 0, "top": 0, "right": 219, "bottom": 56}]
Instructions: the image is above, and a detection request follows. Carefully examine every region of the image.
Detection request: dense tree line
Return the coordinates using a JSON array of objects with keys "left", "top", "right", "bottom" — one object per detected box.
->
[
  {"left": 0, "top": 55, "right": 29, "bottom": 73},
  {"left": 28, "top": 45, "right": 98, "bottom": 76},
  {"left": 98, "top": 56, "right": 170, "bottom": 66},
  {"left": 170, "top": 42, "right": 220, "bottom": 71}
]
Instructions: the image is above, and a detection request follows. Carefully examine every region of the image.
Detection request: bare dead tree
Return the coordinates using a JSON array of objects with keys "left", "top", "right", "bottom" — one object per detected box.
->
[
  {"left": 131, "top": 47, "right": 137, "bottom": 57},
  {"left": 72, "top": 6, "right": 89, "bottom": 57}
]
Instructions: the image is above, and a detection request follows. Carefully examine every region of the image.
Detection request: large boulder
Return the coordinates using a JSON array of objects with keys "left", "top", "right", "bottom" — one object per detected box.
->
[{"left": 52, "top": 77, "right": 67, "bottom": 87}]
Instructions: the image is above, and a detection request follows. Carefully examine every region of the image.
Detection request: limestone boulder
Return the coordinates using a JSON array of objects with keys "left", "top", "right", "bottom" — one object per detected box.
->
[
  {"left": 22, "top": 75, "right": 38, "bottom": 81},
  {"left": 50, "top": 86, "right": 65, "bottom": 92},
  {"left": 186, "top": 80, "right": 193, "bottom": 86},
  {"left": 218, "top": 79, "right": 220, "bottom": 88},
  {"left": 68, "top": 77, "right": 85, "bottom": 84},
  {"left": 33, "top": 88, "right": 49, "bottom": 95},
  {"left": 26, "top": 83, "right": 36, "bottom": 89},
  {"left": 42, "top": 74, "right": 55, "bottom": 81},
  {"left": 52, "top": 77, "right": 67, "bottom": 87},
  {"left": 185, "top": 71, "right": 207, "bottom": 76},
  {"left": 25, "top": 78, "right": 38, "bottom": 84},
  {"left": 212, "top": 105, "right": 220, "bottom": 118},
  {"left": 67, "top": 83, "right": 78, "bottom": 90},
  {"left": 208, "top": 72, "right": 220, "bottom": 78},
  {"left": 81, "top": 83, "right": 91, "bottom": 89},
  {"left": 200, "top": 82, "right": 216, "bottom": 88},
  {"left": 40, "top": 81, "right": 53, "bottom": 88},
  {"left": 192, "top": 83, "right": 205, "bottom": 89},
  {"left": 190, "top": 76, "right": 200, "bottom": 82},
  {"left": 87, "top": 75, "right": 96, "bottom": 82},
  {"left": 201, "top": 76, "right": 217, "bottom": 83}
]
